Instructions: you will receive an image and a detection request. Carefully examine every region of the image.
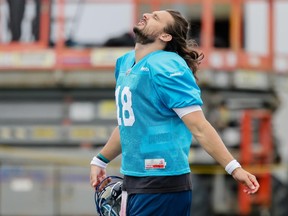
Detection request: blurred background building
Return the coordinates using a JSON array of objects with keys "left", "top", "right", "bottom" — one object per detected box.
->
[{"left": 0, "top": 0, "right": 287, "bottom": 215}]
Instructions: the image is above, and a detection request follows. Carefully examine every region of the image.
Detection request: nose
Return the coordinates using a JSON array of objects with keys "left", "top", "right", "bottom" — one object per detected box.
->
[{"left": 143, "top": 13, "right": 151, "bottom": 20}]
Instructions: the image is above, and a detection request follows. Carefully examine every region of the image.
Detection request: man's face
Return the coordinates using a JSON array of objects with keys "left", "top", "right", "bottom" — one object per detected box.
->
[{"left": 133, "top": 10, "right": 174, "bottom": 44}]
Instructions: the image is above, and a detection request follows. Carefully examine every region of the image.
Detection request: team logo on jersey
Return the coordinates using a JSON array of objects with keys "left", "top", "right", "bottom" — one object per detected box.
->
[{"left": 126, "top": 69, "right": 132, "bottom": 75}]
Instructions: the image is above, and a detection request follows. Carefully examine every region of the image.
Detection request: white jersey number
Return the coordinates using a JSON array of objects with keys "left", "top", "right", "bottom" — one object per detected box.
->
[{"left": 115, "top": 86, "right": 135, "bottom": 126}]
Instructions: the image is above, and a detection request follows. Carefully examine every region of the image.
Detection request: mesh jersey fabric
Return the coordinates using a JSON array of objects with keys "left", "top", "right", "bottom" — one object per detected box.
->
[{"left": 115, "top": 50, "right": 203, "bottom": 177}]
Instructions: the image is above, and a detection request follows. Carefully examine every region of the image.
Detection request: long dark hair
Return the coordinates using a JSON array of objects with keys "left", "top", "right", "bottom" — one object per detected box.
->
[{"left": 164, "top": 9, "right": 204, "bottom": 79}]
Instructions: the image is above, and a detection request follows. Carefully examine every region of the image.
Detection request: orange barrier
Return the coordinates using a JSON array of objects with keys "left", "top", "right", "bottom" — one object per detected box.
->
[
  {"left": 0, "top": 0, "right": 280, "bottom": 72},
  {"left": 239, "top": 109, "right": 273, "bottom": 215}
]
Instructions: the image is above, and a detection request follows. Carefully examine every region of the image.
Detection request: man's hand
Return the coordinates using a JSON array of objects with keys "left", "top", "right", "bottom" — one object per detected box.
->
[
  {"left": 90, "top": 165, "right": 107, "bottom": 189},
  {"left": 232, "top": 167, "right": 260, "bottom": 194}
]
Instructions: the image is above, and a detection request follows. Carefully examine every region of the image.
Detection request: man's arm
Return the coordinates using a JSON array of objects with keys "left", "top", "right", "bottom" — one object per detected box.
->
[
  {"left": 90, "top": 126, "right": 122, "bottom": 188},
  {"left": 98, "top": 126, "right": 122, "bottom": 161},
  {"left": 181, "top": 110, "right": 260, "bottom": 194}
]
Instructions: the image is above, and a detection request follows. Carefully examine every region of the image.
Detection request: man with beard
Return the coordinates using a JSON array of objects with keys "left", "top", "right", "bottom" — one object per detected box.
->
[{"left": 90, "top": 9, "right": 259, "bottom": 216}]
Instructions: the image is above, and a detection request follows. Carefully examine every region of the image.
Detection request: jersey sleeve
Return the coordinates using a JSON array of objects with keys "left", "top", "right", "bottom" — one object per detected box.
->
[
  {"left": 150, "top": 52, "right": 203, "bottom": 109},
  {"left": 115, "top": 57, "right": 121, "bottom": 81}
]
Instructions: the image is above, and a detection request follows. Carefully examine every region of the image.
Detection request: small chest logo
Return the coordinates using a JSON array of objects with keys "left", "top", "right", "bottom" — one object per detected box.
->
[{"left": 140, "top": 66, "right": 149, "bottom": 72}]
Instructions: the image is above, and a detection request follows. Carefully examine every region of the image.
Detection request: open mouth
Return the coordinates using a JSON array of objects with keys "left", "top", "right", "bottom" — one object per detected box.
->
[{"left": 137, "top": 19, "right": 146, "bottom": 26}]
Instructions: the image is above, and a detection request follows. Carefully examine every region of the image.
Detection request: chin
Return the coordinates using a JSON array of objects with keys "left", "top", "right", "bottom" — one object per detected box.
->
[{"left": 133, "top": 26, "right": 141, "bottom": 34}]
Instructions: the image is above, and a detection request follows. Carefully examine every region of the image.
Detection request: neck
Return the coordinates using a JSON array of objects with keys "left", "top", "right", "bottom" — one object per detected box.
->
[{"left": 134, "top": 42, "right": 165, "bottom": 63}]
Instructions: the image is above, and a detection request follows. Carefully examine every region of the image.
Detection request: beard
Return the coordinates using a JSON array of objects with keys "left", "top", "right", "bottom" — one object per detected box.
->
[{"left": 133, "top": 26, "right": 157, "bottom": 45}]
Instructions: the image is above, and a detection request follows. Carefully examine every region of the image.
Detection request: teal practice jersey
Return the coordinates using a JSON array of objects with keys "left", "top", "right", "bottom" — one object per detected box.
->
[{"left": 115, "top": 50, "right": 203, "bottom": 177}]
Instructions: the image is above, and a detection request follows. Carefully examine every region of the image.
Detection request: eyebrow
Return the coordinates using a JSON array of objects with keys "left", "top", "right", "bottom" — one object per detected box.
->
[{"left": 152, "top": 13, "right": 160, "bottom": 20}]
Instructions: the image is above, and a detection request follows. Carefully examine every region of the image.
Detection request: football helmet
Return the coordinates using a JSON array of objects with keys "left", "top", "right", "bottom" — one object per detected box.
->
[{"left": 94, "top": 176, "right": 123, "bottom": 216}]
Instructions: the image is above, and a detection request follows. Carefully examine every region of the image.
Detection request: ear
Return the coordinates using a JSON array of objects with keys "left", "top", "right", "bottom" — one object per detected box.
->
[{"left": 159, "top": 33, "right": 172, "bottom": 42}]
